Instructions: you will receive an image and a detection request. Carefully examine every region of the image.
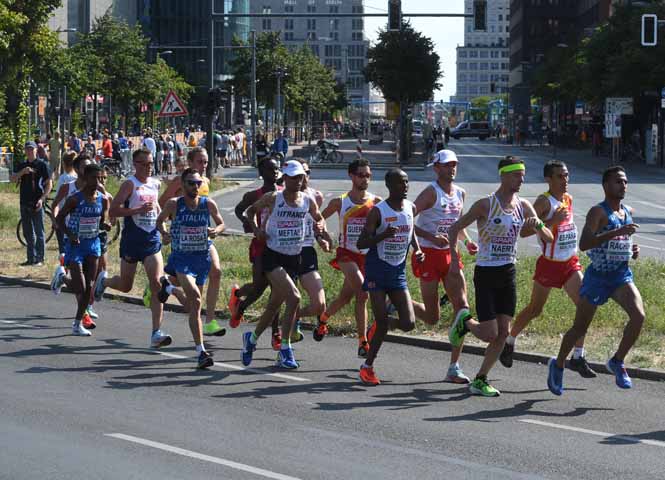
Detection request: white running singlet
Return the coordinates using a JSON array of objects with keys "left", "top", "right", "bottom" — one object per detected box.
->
[
  {"left": 540, "top": 192, "right": 577, "bottom": 261},
  {"left": 266, "top": 191, "right": 310, "bottom": 256},
  {"left": 337, "top": 193, "right": 376, "bottom": 254},
  {"left": 476, "top": 194, "right": 525, "bottom": 267},
  {"left": 302, "top": 187, "right": 318, "bottom": 248},
  {"left": 127, "top": 176, "right": 161, "bottom": 233},
  {"left": 416, "top": 182, "right": 464, "bottom": 250},
  {"left": 375, "top": 200, "right": 414, "bottom": 266}
]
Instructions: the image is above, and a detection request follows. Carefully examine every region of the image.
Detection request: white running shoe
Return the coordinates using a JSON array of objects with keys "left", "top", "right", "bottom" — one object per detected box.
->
[
  {"left": 51, "top": 265, "right": 66, "bottom": 295},
  {"left": 150, "top": 330, "right": 173, "bottom": 349},
  {"left": 72, "top": 322, "right": 92, "bottom": 336}
]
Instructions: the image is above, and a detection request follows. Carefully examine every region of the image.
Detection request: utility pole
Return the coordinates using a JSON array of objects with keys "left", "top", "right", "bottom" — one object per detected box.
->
[
  {"left": 206, "top": 0, "right": 215, "bottom": 178},
  {"left": 250, "top": 30, "right": 257, "bottom": 166}
]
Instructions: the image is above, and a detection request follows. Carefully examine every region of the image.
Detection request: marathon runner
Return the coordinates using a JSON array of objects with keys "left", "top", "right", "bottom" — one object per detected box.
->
[
  {"left": 548, "top": 166, "right": 643, "bottom": 395},
  {"left": 240, "top": 160, "right": 325, "bottom": 369},
  {"left": 411, "top": 150, "right": 478, "bottom": 384},
  {"left": 158, "top": 147, "right": 225, "bottom": 336},
  {"left": 318, "top": 158, "right": 381, "bottom": 357},
  {"left": 357, "top": 168, "right": 422, "bottom": 385},
  {"left": 501, "top": 160, "right": 596, "bottom": 378},
  {"left": 93, "top": 148, "right": 172, "bottom": 349},
  {"left": 156, "top": 168, "right": 225, "bottom": 369},
  {"left": 230, "top": 157, "right": 283, "bottom": 350},
  {"left": 51, "top": 164, "right": 110, "bottom": 336},
  {"left": 447, "top": 156, "right": 553, "bottom": 396}
]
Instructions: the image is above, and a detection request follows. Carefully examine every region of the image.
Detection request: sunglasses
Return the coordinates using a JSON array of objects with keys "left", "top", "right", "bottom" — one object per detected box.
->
[
  {"left": 186, "top": 180, "right": 203, "bottom": 187},
  {"left": 304, "top": 170, "right": 311, "bottom": 175},
  {"left": 353, "top": 173, "right": 371, "bottom": 179}
]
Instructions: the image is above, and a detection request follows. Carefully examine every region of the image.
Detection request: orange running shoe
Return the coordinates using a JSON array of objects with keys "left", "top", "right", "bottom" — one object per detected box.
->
[
  {"left": 312, "top": 314, "right": 329, "bottom": 342},
  {"left": 359, "top": 365, "right": 380, "bottom": 386},
  {"left": 228, "top": 284, "right": 243, "bottom": 328},
  {"left": 271, "top": 331, "right": 282, "bottom": 351},
  {"left": 81, "top": 313, "right": 96, "bottom": 330}
]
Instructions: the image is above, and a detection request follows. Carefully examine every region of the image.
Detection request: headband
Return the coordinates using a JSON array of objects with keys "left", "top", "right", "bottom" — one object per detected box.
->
[{"left": 499, "top": 163, "right": 526, "bottom": 174}]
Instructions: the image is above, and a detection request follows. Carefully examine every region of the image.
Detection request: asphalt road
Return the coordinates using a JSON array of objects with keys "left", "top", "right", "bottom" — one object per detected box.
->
[
  {"left": 216, "top": 138, "right": 665, "bottom": 259},
  {"left": 2, "top": 283, "right": 665, "bottom": 479}
]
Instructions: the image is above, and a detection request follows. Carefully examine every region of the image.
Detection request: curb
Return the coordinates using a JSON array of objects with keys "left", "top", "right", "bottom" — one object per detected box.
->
[
  {"left": 311, "top": 163, "right": 425, "bottom": 171},
  {"left": 1, "top": 275, "right": 664, "bottom": 383}
]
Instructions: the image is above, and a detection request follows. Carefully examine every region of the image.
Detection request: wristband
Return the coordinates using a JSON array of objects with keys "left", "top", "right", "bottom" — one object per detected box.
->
[
  {"left": 536, "top": 221, "right": 545, "bottom": 230},
  {"left": 463, "top": 239, "right": 469, "bottom": 246}
]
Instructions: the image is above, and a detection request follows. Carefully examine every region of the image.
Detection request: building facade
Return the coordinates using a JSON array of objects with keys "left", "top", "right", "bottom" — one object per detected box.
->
[
  {"left": 249, "top": 0, "right": 370, "bottom": 106},
  {"left": 452, "top": 0, "right": 511, "bottom": 103}
]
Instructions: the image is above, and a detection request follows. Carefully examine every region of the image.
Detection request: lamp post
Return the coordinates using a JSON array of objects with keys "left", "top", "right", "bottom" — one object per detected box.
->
[{"left": 274, "top": 67, "right": 287, "bottom": 136}]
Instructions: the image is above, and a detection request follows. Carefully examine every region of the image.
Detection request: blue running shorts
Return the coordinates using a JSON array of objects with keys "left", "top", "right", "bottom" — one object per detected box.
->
[{"left": 580, "top": 265, "right": 633, "bottom": 306}]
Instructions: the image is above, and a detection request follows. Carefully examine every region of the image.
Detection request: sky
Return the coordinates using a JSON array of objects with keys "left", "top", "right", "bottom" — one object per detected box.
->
[{"left": 363, "top": 0, "right": 465, "bottom": 102}]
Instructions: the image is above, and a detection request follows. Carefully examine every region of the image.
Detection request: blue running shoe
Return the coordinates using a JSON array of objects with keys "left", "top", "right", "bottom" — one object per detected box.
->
[
  {"left": 241, "top": 331, "right": 256, "bottom": 366},
  {"left": 276, "top": 347, "right": 299, "bottom": 369},
  {"left": 547, "top": 358, "right": 564, "bottom": 396},
  {"left": 606, "top": 357, "right": 632, "bottom": 389}
]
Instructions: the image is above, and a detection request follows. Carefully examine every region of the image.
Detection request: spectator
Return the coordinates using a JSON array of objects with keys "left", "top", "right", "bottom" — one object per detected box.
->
[
  {"left": 48, "top": 131, "right": 62, "bottom": 178},
  {"left": 214, "top": 130, "right": 223, "bottom": 171},
  {"left": 142, "top": 131, "right": 157, "bottom": 173},
  {"left": 256, "top": 132, "right": 268, "bottom": 162},
  {"left": 220, "top": 130, "right": 230, "bottom": 168},
  {"left": 101, "top": 133, "right": 113, "bottom": 159},
  {"left": 271, "top": 130, "right": 288, "bottom": 157},
  {"left": 10, "top": 141, "right": 52, "bottom": 266},
  {"left": 84, "top": 135, "right": 96, "bottom": 158},
  {"left": 156, "top": 134, "right": 166, "bottom": 175},
  {"left": 356, "top": 137, "right": 363, "bottom": 159},
  {"left": 69, "top": 132, "right": 81, "bottom": 153},
  {"left": 188, "top": 133, "right": 198, "bottom": 148}
]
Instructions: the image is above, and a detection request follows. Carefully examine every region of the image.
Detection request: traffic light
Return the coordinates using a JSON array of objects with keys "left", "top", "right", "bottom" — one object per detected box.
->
[
  {"left": 388, "top": 0, "right": 401, "bottom": 32},
  {"left": 474, "top": 0, "right": 487, "bottom": 32},
  {"left": 642, "top": 14, "right": 658, "bottom": 47},
  {"left": 207, "top": 87, "right": 226, "bottom": 115}
]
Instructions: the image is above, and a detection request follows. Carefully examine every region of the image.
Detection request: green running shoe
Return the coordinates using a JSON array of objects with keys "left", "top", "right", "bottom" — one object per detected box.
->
[
  {"left": 142, "top": 286, "right": 151, "bottom": 308},
  {"left": 449, "top": 308, "right": 471, "bottom": 348},
  {"left": 203, "top": 318, "right": 227, "bottom": 337},
  {"left": 469, "top": 377, "right": 500, "bottom": 397}
]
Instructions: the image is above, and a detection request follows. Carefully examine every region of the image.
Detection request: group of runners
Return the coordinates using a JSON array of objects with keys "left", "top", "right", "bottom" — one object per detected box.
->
[{"left": 49, "top": 145, "right": 646, "bottom": 397}]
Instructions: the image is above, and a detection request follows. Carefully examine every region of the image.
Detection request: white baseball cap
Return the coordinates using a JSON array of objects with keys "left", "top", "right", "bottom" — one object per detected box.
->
[
  {"left": 427, "top": 149, "right": 459, "bottom": 167},
  {"left": 282, "top": 160, "right": 306, "bottom": 177}
]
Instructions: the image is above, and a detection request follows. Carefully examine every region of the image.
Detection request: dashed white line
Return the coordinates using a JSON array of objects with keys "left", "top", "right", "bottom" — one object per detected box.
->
[
  {"left": 519, "top": 419, "right": 665, "bottom": 448},
  {"left": 154, "top": 351, "right": 309, "bottom": 382},
  {"left": 105, "top": 433, "right": 302, "bottom": 480}
]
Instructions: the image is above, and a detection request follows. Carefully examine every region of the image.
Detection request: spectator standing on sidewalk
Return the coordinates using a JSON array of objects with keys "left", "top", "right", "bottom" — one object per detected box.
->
[
  {"left": 142, "top": 131, "right": 157, "bottom": 174},
  {"left": 101, "top": 133, "right": 113, "bottom": 159},
  {"left": 271, "top": 130, "right": 288, "bottom": 158},
  {"left": 356, "top": 137, "right": 363, "bottom": 159},
  {"left": 69, "top": 132, "right": 81, "bottom": 153},
  {"left": 11, "top": 141, "right": 52, "bottom": 266},
  {"left": 49, "top": 131, "right": 62, "bottom": 178}
]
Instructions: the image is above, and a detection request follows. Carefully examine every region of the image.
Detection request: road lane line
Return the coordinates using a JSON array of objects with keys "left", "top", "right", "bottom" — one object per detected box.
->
[
  {"left": 105, "top": 433, "right": 302, "bottom": 480},
  {"left": 519, "top": 419, "right": 665, "bottom": 448},
  {"left": 154, "top": 351, "right": 309, "bottom": 382},
  {"left": 633, "top": 200, "right": 665, "bottom": 211},
  {"left": 1, "top": 320, "right": 38, "bottom": 328}
]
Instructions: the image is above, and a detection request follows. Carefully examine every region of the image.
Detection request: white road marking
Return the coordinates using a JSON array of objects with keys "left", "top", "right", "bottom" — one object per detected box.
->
[
  {"left": 1, "top": 320, "right": 38, "bottom": 328},
  {"left": 456, "top": 154, "right": 505, "bottom": 158},
  {"left": 519, "top": 419, "right": 665, "bottom": 448},
  {"left": 105, "top": 433, "right": 302, "bottom": 480},
  {"left": 154, "top": 351, "right": 309, "bottom": 382},
  {"left": 633, "top": 200, "right": 665, "bottom": 211}
]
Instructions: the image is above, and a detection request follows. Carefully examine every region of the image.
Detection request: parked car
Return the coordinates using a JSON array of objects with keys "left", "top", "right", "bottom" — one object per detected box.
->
[{"left": 450, "top": 121, "right": 491, "bottom": 140}]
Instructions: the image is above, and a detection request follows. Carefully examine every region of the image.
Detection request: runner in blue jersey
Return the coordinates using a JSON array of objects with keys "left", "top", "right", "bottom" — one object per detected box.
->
[
  {"left": 156, "top": 168, "right": 225, "bottom": 369},
  {"left": 52, "top": 163, "right": 110, "bottom": 336},
  {"left": 93, "top": 148, "right": 172, "bottom": 349},
  {"left": 548, "top": 166, "right": 643, "bottom": 395}
]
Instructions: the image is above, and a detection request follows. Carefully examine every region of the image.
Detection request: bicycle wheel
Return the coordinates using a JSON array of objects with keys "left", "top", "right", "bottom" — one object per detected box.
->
[
  {"left": 16, "top": 220, "right": 25, "bottom": 246},
  {"left": 16, "top": 212, "right": 55, "bottom": 245},
  {"left": 328, "top": 150, "right": 343, "bottom": 163}
]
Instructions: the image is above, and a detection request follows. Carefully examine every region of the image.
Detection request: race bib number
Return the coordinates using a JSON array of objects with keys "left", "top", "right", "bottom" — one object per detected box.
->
[
  {"left": 435, "top": 218, "right": 456, "bottom": 236},
  {"left": 78, "top": 216, "right": 100, "bottom": 239},
  {"left": 277, "top": 220, "right": 304, "bottom": 248},
  {"left": 382, "top": 235, "right": 409, "bottom": 264},
  {"left": 556, "top": 222, "right": 578, "bottom": 254},
  {"left": 179, "top": 225, "right": 208, "bottom": 252},
  {"left": 607, "top": 236, "right": 632, "bottom": 263},
  {"left": 489, "top": 235, "right": 516, "bottom": 261},
  {"left": 345, "top": 217, "right": 366, "bottom": 245}
]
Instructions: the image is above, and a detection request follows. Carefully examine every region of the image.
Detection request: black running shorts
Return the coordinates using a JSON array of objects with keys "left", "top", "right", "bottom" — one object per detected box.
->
[
  {"left": 262, "top": 247, "right": 300, "bottom": 281},
  {"left": 473, "top": 264, "right": 517, "bottom": 322},
  {"left": 298, "top": 246, "right": 318, "bottom": 275}
]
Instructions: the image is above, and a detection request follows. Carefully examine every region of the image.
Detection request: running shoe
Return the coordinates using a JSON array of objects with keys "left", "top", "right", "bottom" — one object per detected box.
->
[
  {"left": 448, "top": 309, "right": 471, "bottom": 348},
  {"left": 241, "top": 331, "right": 256, "bottom": 366},
  {"left": 606, "top": 357, "right": 632, "bottom": 389},
  {"left": 568, "top": 356, "right": 598, "bottom": 378},
  {"left": 547, "top": 357, "right": 564, "bottom": 396},
  {"left": 86, "top": 306, "right": 99, "bottom": 320},
  {"left": 359, "top": 365, "right": 380, "bottom": 386},
  {"left": 202, "top": 319, "right": 227, "bottom": 337},
  {"left": 197, "top": 350, "right": 214, "bottom": 369},
  {"left": 81, "top": 313, "right": 96, "bottom": 330},
  {"left": 142, "top": 286, "right": 151, "bottom": 308},
  {"left": 366, "top": 322, "right": 377, "bottom": 346},
  {"left": 357, "top": 340, "right": 369, "bottom": 358},
  {"left": 469, "top": 376, "right": 500, "bottom": 397},
  {"left": 150, "top": 330, "right": 173, "bottom": 349},
  {"left": 228, "top": 284, "right": 243, "bottom": 328},
  {"left": 291, "top": 320, "right": 304, "bottom": 343},
  {"left": 276, "top": 347, "right": 299, "bottom": 369},
  {"left": 445, "top": 364, "right": 471, "bottom": 384},
  {"left": 93, "top": 270, "right": 107, "bottom": 301},
  {"left": 312, "top": 316, "right": 328, "bottom": 342},
  {"left": 72, "top": 322, "right": 92, "bottom": 336},
  {"left": 271, "top": 331, "right": 282, "bottom": 351},
  {"left": 499, "top": 342, "right": 514, "bottom": 368},
  {"left": 157, "top": 276, "right": 171, "bottom": 303},
  {"left": 50, "top": 265, "right": 66, "bottom": 295}
]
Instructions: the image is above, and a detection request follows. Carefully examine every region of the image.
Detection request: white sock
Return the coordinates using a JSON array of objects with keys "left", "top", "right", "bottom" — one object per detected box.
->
[
  {"left": 573, "top": 347, "right": 584, "bottom": 359},
  {"left": 506, "top": 335, "right": 516, "bottom": 346},
  {"left": 362, "top": 362, "right": 371, "bottom": 369},
  {"left": 196, "top": 344, "right": 206, "bottom": 354},
  {"left": 449, "top": 362, "right": 459, "bottom": 369},
  {"left": 166, "top": 285, "right": 176, "bottom": 295}
]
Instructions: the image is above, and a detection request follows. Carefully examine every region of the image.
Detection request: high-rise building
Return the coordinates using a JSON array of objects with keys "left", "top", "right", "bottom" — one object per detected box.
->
[
  {"left": 452, "top": 0, "right": 511, "bottom": 103},
  {"left": 249, "top": 0, "right": 370, "bottom": 106}
]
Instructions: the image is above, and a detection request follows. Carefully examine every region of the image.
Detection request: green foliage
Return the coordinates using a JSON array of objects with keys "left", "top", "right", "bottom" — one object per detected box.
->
[{"left": 364, "top": 22, "right": 441, "bottom": 104}]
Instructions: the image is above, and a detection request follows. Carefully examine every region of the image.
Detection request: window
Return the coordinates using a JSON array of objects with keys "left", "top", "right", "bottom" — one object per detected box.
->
[
  {"left": 479, "top": 62, "right": 488, "bottom": 70},
  {"left": 330, "top": 19, "right": 339, "bottom": 30},
  {"left": 352, "top": 32, "right": 362, "bottom": 41},
  {"left": 480, "top": 74, "right": 488, "bottom": 81},
  {"left": 501, "top": 51, "right": 509, "bottom": 58},
  {"left": 458, "top": 86, "right": 467, "bottom": 94},
  {"left": 284, "top": 19, "right": 294, "bottom": 30},
  {"left": 468, "top": 62, "right": 478, "bottom": 70},
  {"left": 479, "top": 85, "right": 489, "bottom": 94},
  {"left": 324, "top": 45, "right": 333, "bottom": 56},
  {"left": 501, "top": 63, "right": 508, "bottom": 69},
  {"left": 329, "top": 6, "right": 339, "bottom": 13},
  {"left": 310, "top": 45, "right": 319, "bottom": 56},
  {"left": 458, "top": 73, "right": 466, "bottom": 82},
  {"left": 285, "top": 5, "right": 294, "bottom": 13},
  {"left": 262, "top": 19, "right": 271, "bottom": 30},
  {"left": 469, "top": 50, "right": 478, "bottom": 58},
  {"left": 307, "top": 5, "right": 316, "bottom": 12},
  {"left": 284, "top": 32, "right": 294, "bottom": 40},
  {"left": 307, "top": 19, "right": 316, "bottom": 30},
  {"left": 491, "top": 50, "right": 499, "bottom": 58},
  {"left": 491, "top": 74, "right": 499, "bottom": 81},
  {"left": 352, "top": 19, "right": 363, "bottom": 30},
  {"left": 468, "top": 73, "right": 477, "bottom": 81},
  {"left": 307, "top": 31, "right": 317, "bottom": 40},
  {"left": 491, "top": 62, "right": 499, "bottom": 70},
  {"left": 352, "top": 5, "right": 363, "bottom": 13},
  {"left": 458, "top": 62, "right": 467, "bottom": 70},
  {"left": 333, "top": 45, "right": 341, "bottom": 56},
  {"left": 498, "top": 14, "right": 503, "bottom": 21},
  {"left": 349, "top": 59, "right": 364, "bottom": 72},
  {"left": 458, "top": 50, "right": 467, "bottom": 58},
  {"left": 469, "top": 85, "right": 478, "bottom": 94},
  {"left": 479, "top": 50, "right": 488, "bottom": 58},
  {"left": 262, "top": 5, "right": 271, "bottom": 14}
]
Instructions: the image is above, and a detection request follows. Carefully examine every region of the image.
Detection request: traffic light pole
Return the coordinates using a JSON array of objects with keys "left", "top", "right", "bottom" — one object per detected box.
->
[
  {"left": 250, "top": 30, "right": 257, "bottom": 167},
  {"left": 206, "top": 0, "right": 215, "bottom": 179}
]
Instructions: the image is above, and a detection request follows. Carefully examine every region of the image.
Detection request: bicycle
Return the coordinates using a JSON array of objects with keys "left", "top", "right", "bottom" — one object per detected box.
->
[{"left": 310, "top": 141, "right": 344, "bottom": 164}]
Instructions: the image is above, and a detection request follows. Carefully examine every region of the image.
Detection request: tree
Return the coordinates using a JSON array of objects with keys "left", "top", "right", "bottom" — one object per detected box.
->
[{"left": 364, "top": 22, "right": 441, "bottom": 162}]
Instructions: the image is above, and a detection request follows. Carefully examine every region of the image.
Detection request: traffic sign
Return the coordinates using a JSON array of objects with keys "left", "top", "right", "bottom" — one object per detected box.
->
[
  {"left": 158, "top": 90, "right": 188, "bottom": 118},
  {"left": 575, "top": 101, "right": 584, "bottom": 115}
]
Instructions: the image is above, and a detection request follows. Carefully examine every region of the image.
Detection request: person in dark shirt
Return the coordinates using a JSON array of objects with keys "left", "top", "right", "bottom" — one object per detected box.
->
[{"left": 11, "top": 141, "right": 53, "bottom": 266}]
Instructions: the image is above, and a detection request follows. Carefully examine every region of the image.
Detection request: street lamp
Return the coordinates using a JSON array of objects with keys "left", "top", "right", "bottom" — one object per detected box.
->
[{"left": 274, "top": 67, "right": 288, "bottom": 135}]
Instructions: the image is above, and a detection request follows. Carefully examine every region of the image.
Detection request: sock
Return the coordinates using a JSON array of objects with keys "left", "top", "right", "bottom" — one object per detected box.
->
[
  {"left": 196, "top": 344, "right": 206, "bottom": 354},
  {"left": 450, "top": 362, "right": 459, "bottom": 369},
  {"left": 166, "top": 285, "right": 176, "bottom": 295},
  {"left": 280, "top": 338, "right": 291, "bottom": 350},
  {"left": 361, "top": 362, "right": 371, "bottom": 369},
  {"left": 249, "top": 332, "right": 258, "bottom": 345},
  {"left": 572, "top": 347, "right": 584, "bottom": 359},
  {"left": 506, "top": 335, "right": 516, "bottom": 346}
]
